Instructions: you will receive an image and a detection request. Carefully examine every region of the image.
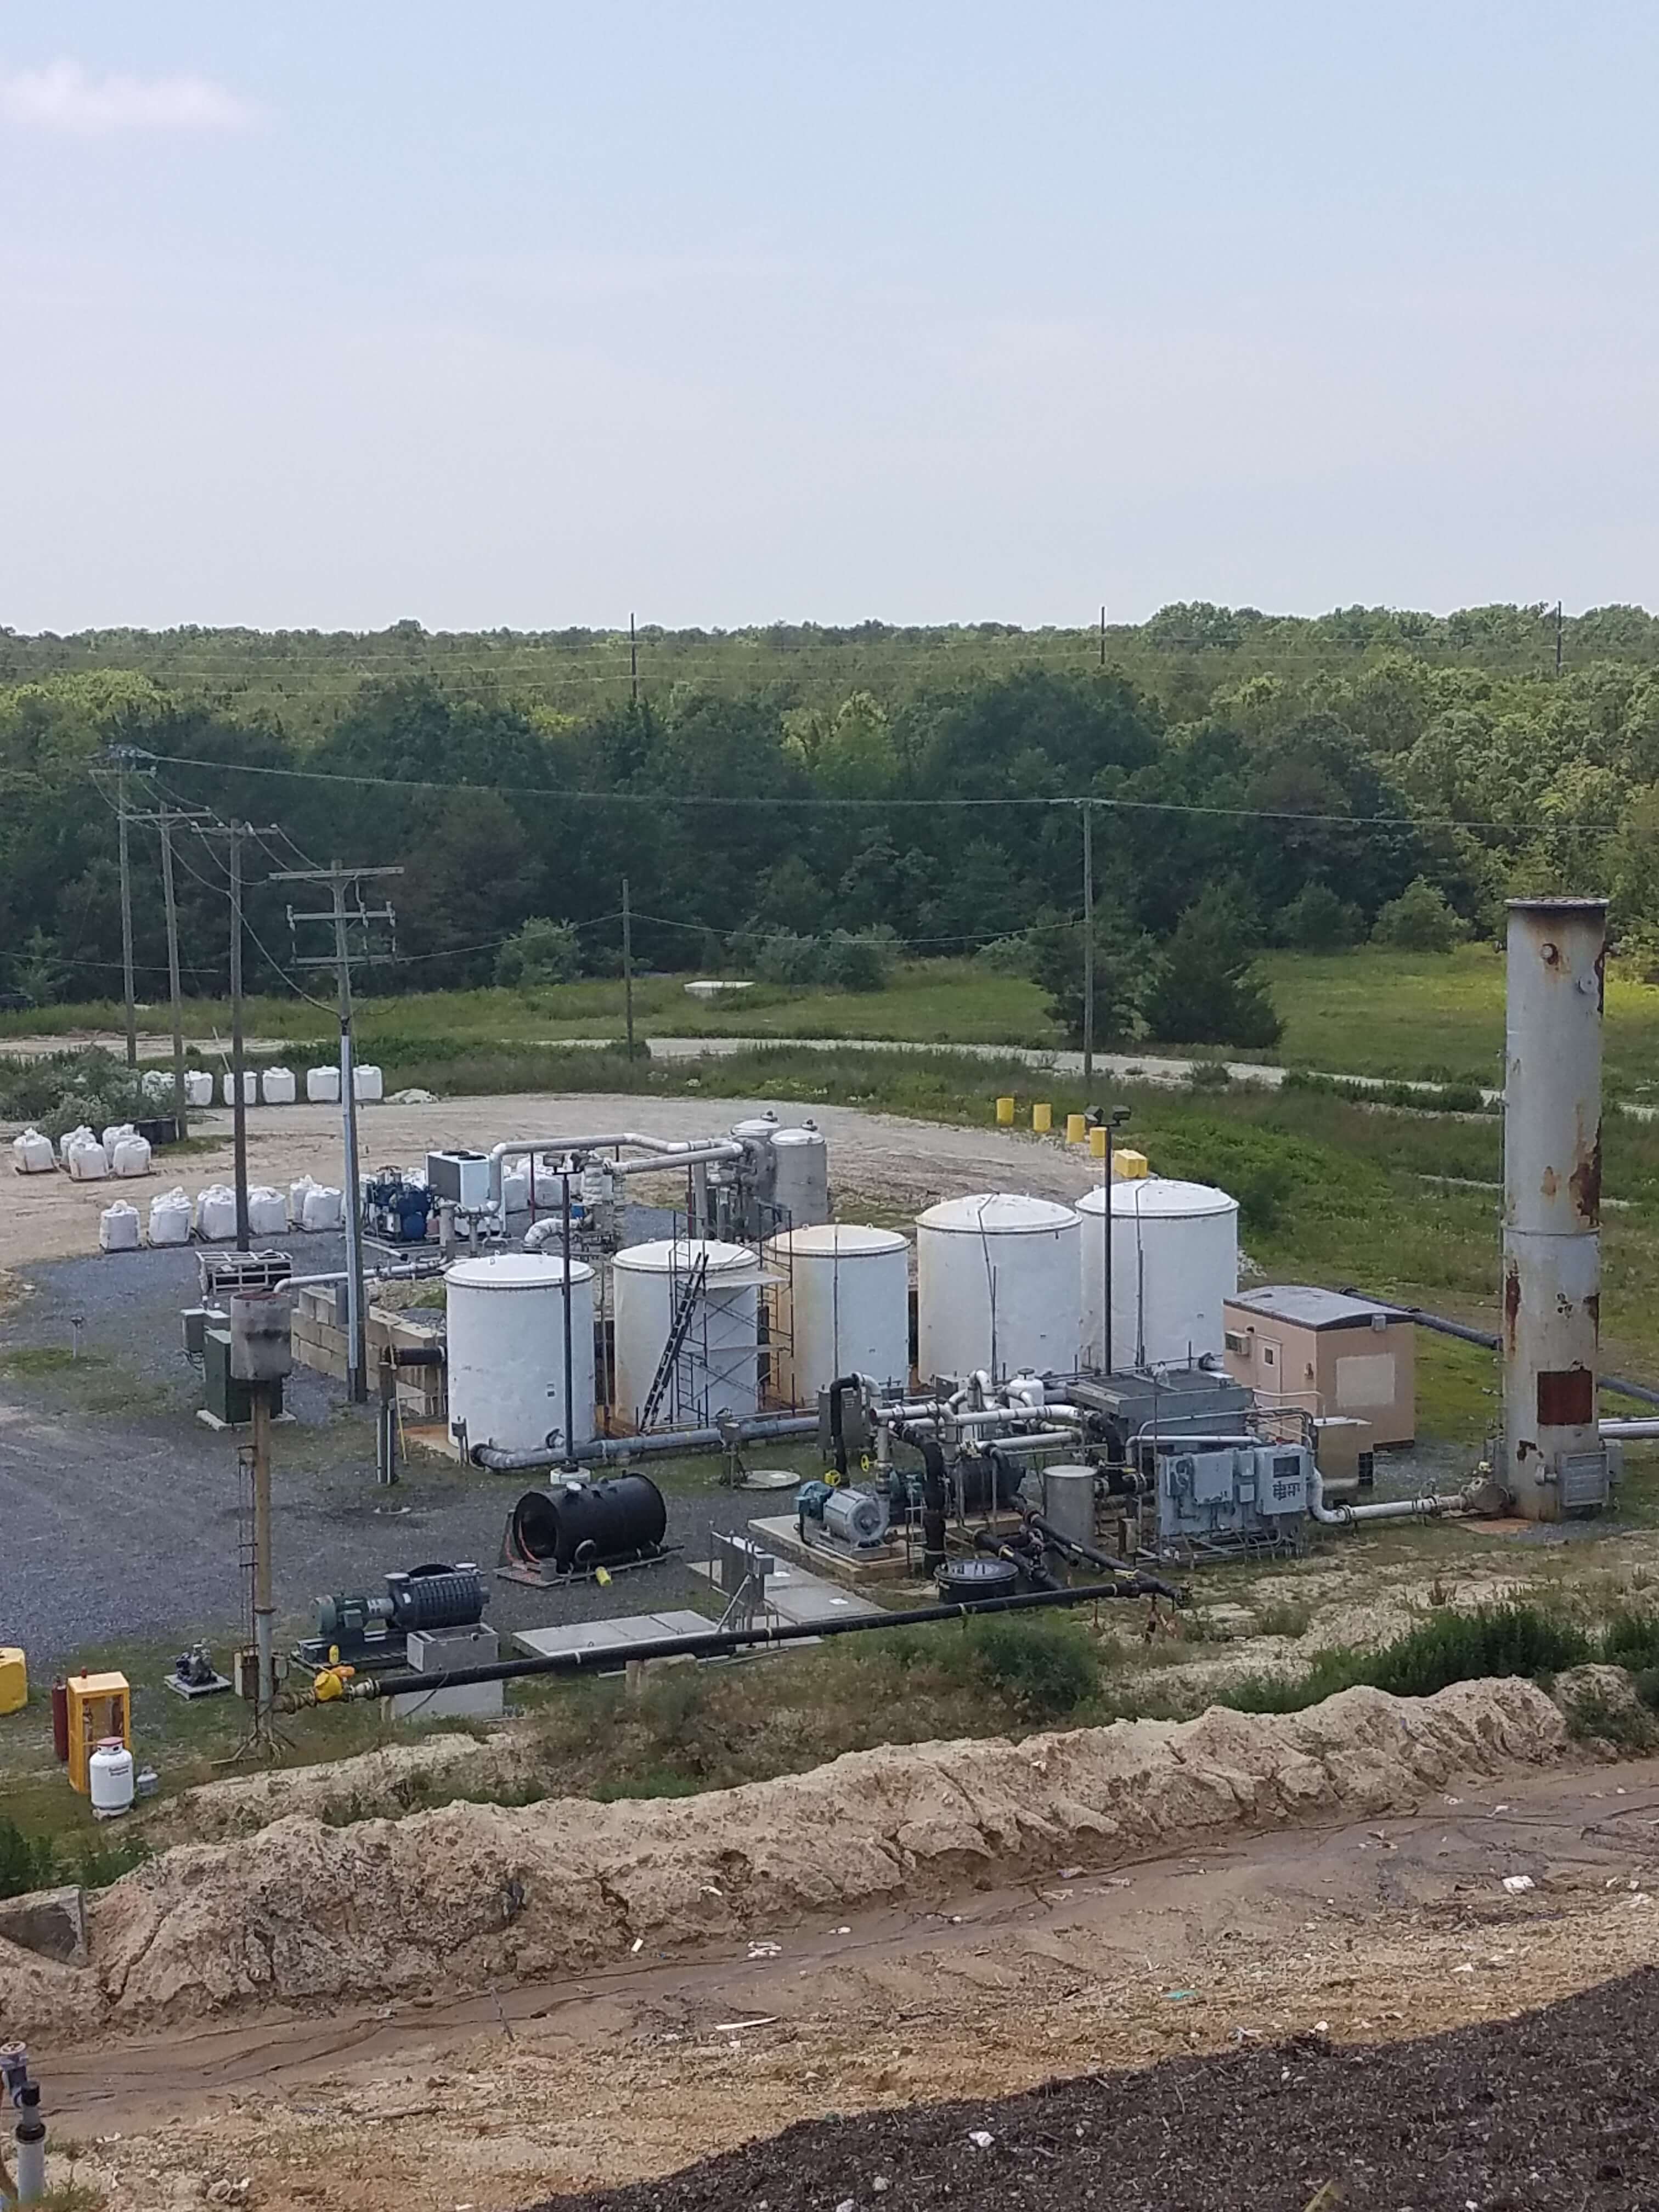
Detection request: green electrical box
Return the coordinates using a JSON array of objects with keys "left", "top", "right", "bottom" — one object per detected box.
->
[{"left": 203, "top": 1328, "right": 282, "bottom": 1426}]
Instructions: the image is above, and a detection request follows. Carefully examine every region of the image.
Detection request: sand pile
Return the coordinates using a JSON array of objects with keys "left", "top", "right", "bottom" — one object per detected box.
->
[{"left": 0, "top": 1677, "right": 1566, "bottom": 2038}]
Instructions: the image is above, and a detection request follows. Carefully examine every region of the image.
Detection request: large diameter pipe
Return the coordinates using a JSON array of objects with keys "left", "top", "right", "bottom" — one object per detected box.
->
[
  {"left": 487, "top": 1132, "right": 743, "bottom": 1207},
  {"left": 472, "top": 1411, "right": 818, "bottom": 1472},
  {"left": 1503, "top": 899, "right": 1607, "bottom": 1520},
  {"left": 1307, "top": 1465, "right": 1469, "bottom": 1528},
  {"left": 338, "top": 1580, "right": 1142, "bottom": 1702}
]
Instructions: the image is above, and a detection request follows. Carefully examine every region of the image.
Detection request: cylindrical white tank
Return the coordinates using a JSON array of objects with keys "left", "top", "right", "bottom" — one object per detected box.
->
[
  {"left": 765, "top": 1223, "right": 910, "bottom": 1403},
  {"left": 769, "top": 1125, "right": 829, "bottom": 1229},
  {"left": 1077, "top": 1178, "right": 1239, "bottom": 1371},
  {"left": 915, "top": 1193, "right": 1081, "bottom": 1384},
  {"left": 88, "top": 1738, "right": 135, "bottom": 1817},
  {"left": 613, "top": 1238, "right": 762, "bottom": 1427},
  {"left": 445, "top": 1251, "right": 596, "bottom": 1454}
]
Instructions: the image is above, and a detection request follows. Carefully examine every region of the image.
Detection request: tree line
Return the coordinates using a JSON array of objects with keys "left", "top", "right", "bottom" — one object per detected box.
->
[{"left": 3, "top": 605, "right": 1658, "bottom": 1046}]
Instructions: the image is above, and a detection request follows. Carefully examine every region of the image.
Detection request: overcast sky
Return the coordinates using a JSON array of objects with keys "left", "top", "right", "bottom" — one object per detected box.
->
[{"left": 2, "top": 2, "right": 1655, "bottom": 633}]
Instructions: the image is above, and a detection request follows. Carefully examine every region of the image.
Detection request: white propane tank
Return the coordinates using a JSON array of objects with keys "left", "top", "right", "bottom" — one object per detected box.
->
[
  {"left": 1077, "top": 1177, "right": 1239, "bottom": 1370},
  {"left": 769, "top": 1125, "right": 829, "bottom": 1229},
  {"left": 307, "top": 1065, "right": 341, "bottom": 1104},
  {"left": 261, "top": 1066, "right": 296, "bottom": 1105},
  {"left": 765, "top": 1223, "right": 910, "bottom": 1402},
  {"left": 88, "top": 1737, "right": 135, "bottom": 1818},
  {"left": 915, "top": 1192, "right": 1082, "bottom": 1385},
  {"left": 184, "top": 1070, "right": 215, "bottom": 1109},
  {"left": 445, "top": 1251, "right": 596, "bottom": 1454},
  {"left": 613, "top": 1238, "right": 762, "bottom": 1427}
]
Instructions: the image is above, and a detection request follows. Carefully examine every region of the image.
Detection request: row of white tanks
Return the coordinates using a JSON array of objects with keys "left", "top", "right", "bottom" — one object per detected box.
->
[{"left": 445, "top": 1172, "right": 1238, "bottom": 1455}]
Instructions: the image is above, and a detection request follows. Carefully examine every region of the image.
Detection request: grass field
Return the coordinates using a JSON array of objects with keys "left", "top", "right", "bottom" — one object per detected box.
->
[{"left": 7, "top": 946, "right": 1659, "bottom": 1088}]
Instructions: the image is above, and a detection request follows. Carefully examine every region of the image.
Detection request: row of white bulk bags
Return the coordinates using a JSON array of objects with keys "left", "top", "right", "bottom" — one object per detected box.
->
[
  {"left": 99, "top": 1201, "right": 141, "bottom": 1253},
  {"left": 247, "top": 1186, "right": 289, "bottom": 1237},
  {"left": 184, "top": 1070, "right": 215, "bottom": 1108},
  {"left": 148, "top": 1188, "right": 193, "bottom": 1245},
  {"left": 307, "top": 1065, "right": 340, "bottom": 1103},
  {"left": 196, "top": 1184, "right": 239, "bottom": 1241},
  {"left": 11, "top": 1128, "right": 55, "bottom": 1174}
]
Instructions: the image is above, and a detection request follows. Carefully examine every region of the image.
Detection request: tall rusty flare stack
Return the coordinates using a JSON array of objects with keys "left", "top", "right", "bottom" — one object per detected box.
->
[{"left": 1502, "top": 896, "right": 1610, "bottom": 1519}]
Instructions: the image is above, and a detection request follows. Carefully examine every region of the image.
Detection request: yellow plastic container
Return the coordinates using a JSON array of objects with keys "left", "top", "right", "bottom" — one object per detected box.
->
[
  {"left": 66, "top": 1671, "right": 131, "bottom": 1795},
  {"left": 995, "top": 1095, "right": 1015, "bottom": 1126},
  {"left": 1032, "top": 1102, "right": 1052, "bottom": 1133},
  {"left": 0, "top": 1647, "right": 25, "bottom": 1717},
  {"left": 1088, "top": 1126, "right": 1109, "bottom": 1160},
  {"left": 1065, "top": 1112, "right": 1087, "bottom": 1145}
]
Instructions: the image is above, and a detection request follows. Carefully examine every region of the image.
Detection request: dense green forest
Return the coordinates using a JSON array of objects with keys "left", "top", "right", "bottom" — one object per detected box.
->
[{"left": 3, "top": 603, "right": 1657, "bottom": 1042}]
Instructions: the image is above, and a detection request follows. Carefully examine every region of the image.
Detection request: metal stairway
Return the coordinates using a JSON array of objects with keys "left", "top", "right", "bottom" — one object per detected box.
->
[{"left": 638, "top": 1249, "right": 710, "bottom": 1430}]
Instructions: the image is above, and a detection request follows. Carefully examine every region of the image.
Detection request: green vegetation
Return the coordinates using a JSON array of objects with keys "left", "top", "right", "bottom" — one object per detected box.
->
[
  {"left": 7, "top": 604, "right": 1659, "bottom": 1059},
  {"left": 1220, "top": 1601, "right": 1594, "bottom": 1714},
  {"left": 0, "top": 1816, "right": 147, "bottom": 1901}
]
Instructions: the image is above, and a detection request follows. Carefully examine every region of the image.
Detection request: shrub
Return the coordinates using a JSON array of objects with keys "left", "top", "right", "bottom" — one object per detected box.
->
[
  {"left": 1029, "top": 904, "right": 1149, "bottom": 1047},
  {"left": 972, "top": 933, "right": 1037, "bottom": 975},
  {"left": 1143, "top": 888, "right": 1283, "bottom": 1049},
  {"left": 1220, "top": 1602, "right": 1592, "bottom": 1716},
  {"left": 821, "top": 927, "right": 898, "bottom": 992},
  {"left": 1279, "top": 881, "right": 1362, "bottom": 950},
  {"left": 1372, "top": 877, "right": 1463, "bottom": 952},
  {"left": 960, "top": 1614, "right": 1100, "bottom": 1718},
  {"left": 495, "top": 917, "right": 582, "bottom": 988},
  {"left": 0, "top": 1817, "right": 54, "bottom": 1901}
]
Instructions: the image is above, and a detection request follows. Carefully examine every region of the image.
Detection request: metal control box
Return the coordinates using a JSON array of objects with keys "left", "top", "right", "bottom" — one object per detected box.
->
[
  {"left": 426, "top": 1149, "right": 491, "bottom": 1209},
  {"left": 1155, "top": 1441, "right": 1310, "bottom": 1555}
]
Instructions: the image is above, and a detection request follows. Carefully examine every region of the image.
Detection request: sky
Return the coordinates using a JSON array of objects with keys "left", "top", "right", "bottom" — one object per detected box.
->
[{"left": 1, "top": 1, "right": 1656, "bottom": 633}]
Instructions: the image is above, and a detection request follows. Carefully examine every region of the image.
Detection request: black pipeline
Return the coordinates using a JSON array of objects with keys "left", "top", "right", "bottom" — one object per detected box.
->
[
  {"left": 335, "top": 1579, "right": 1149, "bottom": 1705},
  {"left": 1355, "top": 1295, "right": 1659, "bottom": 1412}
]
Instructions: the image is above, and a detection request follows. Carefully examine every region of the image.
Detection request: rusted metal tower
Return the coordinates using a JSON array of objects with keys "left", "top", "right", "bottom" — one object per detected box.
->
[{"left": 1502, "top": 896, "right": 1609, "bottom": 1519}]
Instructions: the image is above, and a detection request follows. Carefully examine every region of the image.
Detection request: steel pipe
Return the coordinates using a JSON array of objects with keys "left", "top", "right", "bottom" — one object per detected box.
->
[{"left": 472, "top": 1410, "right": 818, "bottom": 1472}]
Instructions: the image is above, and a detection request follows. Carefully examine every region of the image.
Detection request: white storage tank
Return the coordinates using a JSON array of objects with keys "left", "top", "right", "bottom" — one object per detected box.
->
[
  {"left": 613, "top": 1238, "right": 763, "bottom": 1428},
  {"left": 765, "top": 1223, "right": 910, "bottom": 1403},
  {"left": 445, "top": 1251, "right": 596, "bottom": 1455},
  {"left": 915, "top": 1193, "right": 1082, "bottom": 1384},
  {"left": 769, "top": 1125, "right": 829, "bottom": 1229},
  {"left": 88, "top": 1737, "right": 135, "bottom": 1818},
  {"left": 1078, "top": 1177, "right": 1239, "bottom": 1370}
]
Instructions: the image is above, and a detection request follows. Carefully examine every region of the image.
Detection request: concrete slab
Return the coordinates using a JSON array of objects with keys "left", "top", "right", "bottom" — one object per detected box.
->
[
  {"left": 513, "top": 1610, "right": 713, "bottom": 1663},
  {"left": 689, "top": 1557, "right": 883, "bottom": 1626},
  {"left": 0, "top": 1884, "right": 87, "bottom": 1966}
]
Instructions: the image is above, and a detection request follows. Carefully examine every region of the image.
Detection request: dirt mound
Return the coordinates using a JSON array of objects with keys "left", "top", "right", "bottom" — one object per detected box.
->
[
  {"left": 0, "top": 1676, "right": 1566, "bottom": 2038},
  {"left": 140, "top": 1729, "right": 521, "bottom": 1846},
  {"left": 537, "top": 1967, "right": 1659, "bottom": 2211}
]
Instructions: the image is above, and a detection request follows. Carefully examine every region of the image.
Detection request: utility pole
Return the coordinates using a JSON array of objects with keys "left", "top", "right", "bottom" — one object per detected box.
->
[
  {"left": 1081, "top": 802, "right": 1095, "bottom": 1088},
  {"left": 621, "top": 874, "right": 636, "bottom": 1066},
  {"left": 1099, "top": 603, "right": 1107, "bottom": 669},
  {"left": 197, "top": 821, "right": 282, "bottom": 1251},
  {"left": 1555, "top": 600, "right": 1564, "bottom": 679},
  {"left": 130, "top": 802, "right": 213, "bottom": 1134},
  {"left": 629, "top": 612, "right": 639, "bottom": 705},
  {"left": 272, "top": 861, "right": 401, "bottom": 1403}
]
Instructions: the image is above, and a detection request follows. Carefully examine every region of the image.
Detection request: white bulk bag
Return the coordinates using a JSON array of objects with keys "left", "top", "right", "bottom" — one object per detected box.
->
[
  {"left": 533, "top": 1158, "right": 562, "bottom": 1209},
  {"left": 352, "top": 1064, "right": 383, "bottom": 1103},
  {"left": 261, "top": 1065, "right": 297, "bottom": 1105},
  {"left": 101, "top": 1121, "right": 134, "bottom": 1154},
  {"left": 307, "top": 1065, "right": 341, "bottom": 1103},
  {"left": 247, "top": 1186, "right": 288, "bottom": 1237},
  {"left": 11, "top": 1128, "right": 56, "bottom": 1175},
  {"left": 289, "top": 1174, "right": 316, "bottom": 1223},
  {"left": 58, "top": 1124, "right": 93, "bottom": 1163},
  {"left": 196, "top": 1184, "right": 238, "bottom": 1240},
  {"left": 67, "top": 1139, "right": 109, "bottom": 1182},
  {"left": 111, "top": 1134, "right": 153, "bottom": 1178},
  {"left": 140, "top": 1068, "right": 173, "bottom": 1104},
  {"left": 222, "top": 1071, "right": 258, "bottom": 1106},
  {"left": 148, "top": 1187, "right": 193, "bottom": 1246},
  {"left": 184, "top": 1070, "right": 215, "bottom": 1109},
  {"left": 500, "top": 1164, "right": 530, "bottom": 1213},
  {"left": 98, "top": 1201, "right": 141, "bottom": 1254},
  {"left": 301, "top": 1183, "right": 343, "bottom": 1231}
]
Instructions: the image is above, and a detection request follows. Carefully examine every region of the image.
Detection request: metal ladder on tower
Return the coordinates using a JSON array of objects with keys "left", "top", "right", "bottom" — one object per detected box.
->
[{"left": 637, "top": 1249, "right": 710, "bottom": 1430}]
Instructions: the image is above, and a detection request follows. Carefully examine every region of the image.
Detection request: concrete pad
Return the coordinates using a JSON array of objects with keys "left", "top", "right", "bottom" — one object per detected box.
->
[
  {"left": 689, "top": 1557, "right": 883, "bottom": 1627},
  {"left": 513, "top": 1610, "right": 714, "bottom": 1663}
]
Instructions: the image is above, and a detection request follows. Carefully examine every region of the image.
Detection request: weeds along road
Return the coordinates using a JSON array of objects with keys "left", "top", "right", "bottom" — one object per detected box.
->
[{"left": 30, "top": 1754, "right": 1659, "bottom": 2212}]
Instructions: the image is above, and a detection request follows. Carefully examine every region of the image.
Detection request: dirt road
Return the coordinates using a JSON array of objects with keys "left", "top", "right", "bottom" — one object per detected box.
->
[
  {"left": 0, "top": 1091, "right": 1100, "bottom": 1268},
  {"left": 31, "top": 1755, "right": 1659, "bottom": 2212}
]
